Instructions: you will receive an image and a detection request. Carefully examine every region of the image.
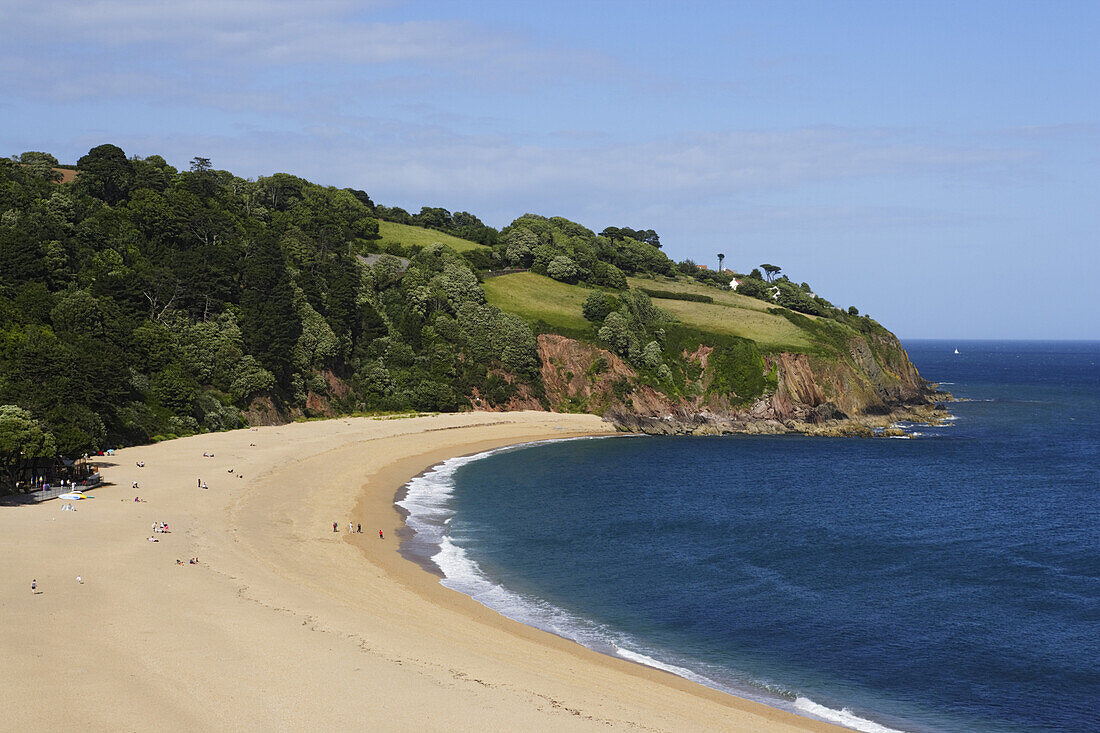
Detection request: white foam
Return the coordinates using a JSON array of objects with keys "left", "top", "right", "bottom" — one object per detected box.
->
[
  {"left": 794, "top": 697, "right": 906, "bottom": 733},
  {"left": 612, "top": 646, "right": 720, "bottom": 688},
  {"left": 399, "top": 435, "right": 909, "bottom": 733}
]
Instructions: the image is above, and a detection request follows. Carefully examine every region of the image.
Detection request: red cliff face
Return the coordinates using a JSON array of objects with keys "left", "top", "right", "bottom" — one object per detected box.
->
[{"left": 524, "top": 332, "right": 937, "bottom": 434}]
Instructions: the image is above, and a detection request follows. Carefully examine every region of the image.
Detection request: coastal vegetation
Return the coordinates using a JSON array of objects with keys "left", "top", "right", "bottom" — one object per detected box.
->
[{"left": 0, "top": 145, "right": 932, "bottom": 488}]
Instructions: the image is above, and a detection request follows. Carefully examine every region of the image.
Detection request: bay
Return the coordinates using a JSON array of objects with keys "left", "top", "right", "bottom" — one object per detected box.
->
[{"left": 399, "top": 341, "right": 1100, "bottom": 732}]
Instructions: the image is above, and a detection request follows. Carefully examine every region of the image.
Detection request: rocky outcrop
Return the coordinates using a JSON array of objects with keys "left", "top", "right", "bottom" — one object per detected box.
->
[{"left": 528, "top": 330, "right": 944, "bottom": 436}]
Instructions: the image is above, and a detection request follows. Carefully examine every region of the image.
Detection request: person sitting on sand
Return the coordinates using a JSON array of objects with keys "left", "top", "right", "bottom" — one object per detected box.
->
[
  {"left": 147, "top": 536, "right": 158, "bottom": 542},
  {"left": 136, "top": 461, "right": 144, "bottom": 467}
]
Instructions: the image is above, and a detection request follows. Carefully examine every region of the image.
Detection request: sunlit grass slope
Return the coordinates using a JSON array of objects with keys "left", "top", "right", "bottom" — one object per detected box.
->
[
  {"left": 377, "top": 220, "right": 487, "bottom": 253},
  {"left": 627, "top": 275, "right": 776, "bottom": 313},
  {"left": 627, "top": 276, "right": 814, "bottom": 350},
  {"left": 482, "top": 272, "right": 591, "bottom": 333},
  {"left": 485, "top": 272, "right": 814, "bottom": 351}
]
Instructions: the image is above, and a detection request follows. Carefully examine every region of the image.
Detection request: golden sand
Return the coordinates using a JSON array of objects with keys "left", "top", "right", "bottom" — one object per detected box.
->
[{"left": 0, "top": 412, "right": 841, "bottom": 731}]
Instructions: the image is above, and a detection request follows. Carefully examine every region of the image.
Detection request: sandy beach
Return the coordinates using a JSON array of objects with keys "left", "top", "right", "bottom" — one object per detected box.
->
[{"left": 0, "top": 411, "right": 842, "bottom": 731}]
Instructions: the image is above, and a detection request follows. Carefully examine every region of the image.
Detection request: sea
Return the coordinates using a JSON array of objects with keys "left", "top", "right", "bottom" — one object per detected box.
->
[{"left": 397, "top": 340, "right": 1100, "bottom": 733}]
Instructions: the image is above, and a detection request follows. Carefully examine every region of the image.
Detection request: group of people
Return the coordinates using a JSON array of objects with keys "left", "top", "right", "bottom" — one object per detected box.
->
[
  {"left": 152, "top": 521, "right": 169, "bottom": 533},
  {"left": 332, "top": 522, "right": 384, "bottom": 539},
  {"left": 176, "top": 557, "right": 200, "bottom": 565}
]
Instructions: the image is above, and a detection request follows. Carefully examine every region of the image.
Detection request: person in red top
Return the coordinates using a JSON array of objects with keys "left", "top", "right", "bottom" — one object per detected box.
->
[{"left": 378, "top": 529, "right": 384, "bottom": 539}]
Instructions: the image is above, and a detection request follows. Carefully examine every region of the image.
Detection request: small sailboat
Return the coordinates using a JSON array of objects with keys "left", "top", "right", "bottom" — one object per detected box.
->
[{"left": 954, "top": 348, "right": 960, "bottom": 355}]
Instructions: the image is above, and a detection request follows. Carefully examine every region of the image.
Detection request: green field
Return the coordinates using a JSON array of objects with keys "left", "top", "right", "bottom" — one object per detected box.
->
[
  {"left": 627, "top": 275, "right": 777, "bottom": 313},
  {"left": 485, "top": 272, "right": 815, "bottom": 350},
  {"left": 376, "top": 220, "right": 487, "bottom": 253},
  {"left": 655, "top": 299, "right": 813, "bottom": 350},
  {"left": 482, "top": 272, "right": 592, "bottom": 333},
  {"left": 626, "top": 276, "right": 814, "bottom": 349}
]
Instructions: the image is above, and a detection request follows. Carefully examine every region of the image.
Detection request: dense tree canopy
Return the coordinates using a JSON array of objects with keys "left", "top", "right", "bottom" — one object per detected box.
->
[
  {"left": 497, "top": 214, "right": 674, "bottom": 286},
  {"left": 0, "top": 146, "right": 544, "bottom": 473},
  {"left": 0, "top": 144, "right": 878, "bottom": 488}
]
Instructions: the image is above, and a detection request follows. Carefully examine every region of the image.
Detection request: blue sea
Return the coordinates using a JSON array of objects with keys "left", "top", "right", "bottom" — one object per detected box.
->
[{"left": 398, "top": 341, "right": 1100, "bottom": 732}]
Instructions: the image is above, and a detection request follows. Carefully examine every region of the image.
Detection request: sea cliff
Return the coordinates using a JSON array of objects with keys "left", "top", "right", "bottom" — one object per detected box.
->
[{"left": 532, "top": 331, "right": 948, "bottom": 436}]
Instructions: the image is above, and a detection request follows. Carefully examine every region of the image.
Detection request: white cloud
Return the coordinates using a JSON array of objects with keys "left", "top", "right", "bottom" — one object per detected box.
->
[
  {"left": 1, "top": 0, "right": 611, "bottom": 101},
  {"left": 90, "top": 122, "right": 1034, "bottom": 226}
]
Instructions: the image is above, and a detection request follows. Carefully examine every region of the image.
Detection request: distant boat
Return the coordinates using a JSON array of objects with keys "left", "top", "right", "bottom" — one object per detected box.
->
[{"left": 954, "top": 348, "right": 960, "bottom": 355}]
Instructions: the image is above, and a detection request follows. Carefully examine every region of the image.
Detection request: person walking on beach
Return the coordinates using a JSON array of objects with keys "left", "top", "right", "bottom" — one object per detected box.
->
[
  {"left": 357, "top": 523, "right": 361, "bottom": 534},
  {"left": 333, "top": 522, "right": 338, "bottom": 532},
  {"left": 378, "top": 529, "right": 384, "bottom": 539},
  {"left": 31, "top": 579, "right": 36, "bottom": 593}
]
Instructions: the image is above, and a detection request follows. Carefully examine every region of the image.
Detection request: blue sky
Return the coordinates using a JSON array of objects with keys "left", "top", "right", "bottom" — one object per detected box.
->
[{"left": 2, "top": 0, "right": 1098, "bottom": 338}]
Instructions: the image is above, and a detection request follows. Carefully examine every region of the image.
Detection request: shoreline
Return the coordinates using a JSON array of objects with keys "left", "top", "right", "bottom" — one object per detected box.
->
[
  {"left": 0, "top": 412, "right": 844, "bottom": 731},
  {"left": 387, "top": 433, "right": 910, "bottom": 733}
]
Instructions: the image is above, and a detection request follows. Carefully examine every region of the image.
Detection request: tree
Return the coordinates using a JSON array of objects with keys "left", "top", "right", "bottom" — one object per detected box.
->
[
  {"left": 75, "top": 144, "right": 134, "bottom": 205},
  {"left": 345, "top": 188, "right": 375, "bottom": 212},
  {"left": 0, "top": 405, "right": 56, "bottom": 490},
  {"left": 18, "top": 151, "right": 61, "bottom": 182},
  {"left": 582, "top": 291, "right": 617, "bottom": 322},
  {"left": 240, "top": 235, "right": 302, "bottom": 383},
  {"left": 717, "top": 253, "right": 725, "bottom": 272},
  {"left": 760, "top": 264, "right": 782, "bottom": 283},
  {"left": 503, "top": 228, "right": 537, "bottom": 267},
  {"left": 597, "top": 312, "right": 632, "bottom": 355},
  {"left": 546, "top": 255, "right": 580, "bottom": 283},
  {"left": 131, "top": 155, "right": 177, "bottom": 192}
]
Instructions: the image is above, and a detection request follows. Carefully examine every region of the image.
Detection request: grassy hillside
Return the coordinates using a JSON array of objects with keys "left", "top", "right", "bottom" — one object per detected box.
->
[
  {"left": 485, "top": 272, "right": 816, "bottom": 351},
  {"left": 627, "top": 275, "right": 776, "bottom": 313},
  {"left": 626, "top": 276, "right": 815, "bottom": 350},
  {"left": 482, "top": 272, "right": 591, "bottom": 334},
  {"left": 376, "top": 220, "right": 487, "bottom": 253}
]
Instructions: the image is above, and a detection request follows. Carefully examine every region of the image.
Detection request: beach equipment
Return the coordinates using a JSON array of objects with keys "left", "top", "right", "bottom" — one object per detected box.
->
[{"left": 59, "top": 491, "right": 89, "bottom": 500}]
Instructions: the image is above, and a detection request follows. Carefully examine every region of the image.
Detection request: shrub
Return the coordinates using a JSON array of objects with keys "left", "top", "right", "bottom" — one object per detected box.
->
[
  {"left": 638, "top": 288, "right": 713, "bottom": 303},
  {"left": 546, "top": 255, "right": 580, "bottom": 283},
  {"left": 582, "top": 291, "right": 618, "bottom": 322}
]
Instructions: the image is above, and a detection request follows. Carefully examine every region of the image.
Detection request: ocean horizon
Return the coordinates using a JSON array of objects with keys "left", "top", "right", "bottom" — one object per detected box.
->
[{"left": 398, "top": 340, "right": 1100, "bottom": 733}]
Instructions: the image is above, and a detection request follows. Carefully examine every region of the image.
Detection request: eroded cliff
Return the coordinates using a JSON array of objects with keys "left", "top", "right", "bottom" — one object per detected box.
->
[{"left": 534, "top": 331, "right": 944, "bottom": 436}]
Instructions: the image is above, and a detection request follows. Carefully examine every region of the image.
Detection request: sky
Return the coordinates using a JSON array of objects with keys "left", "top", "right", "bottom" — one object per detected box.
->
[{"left": 2, "top": 0, "right": 1098, "bottom": 339}]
